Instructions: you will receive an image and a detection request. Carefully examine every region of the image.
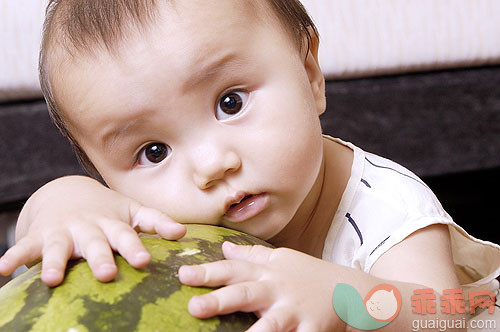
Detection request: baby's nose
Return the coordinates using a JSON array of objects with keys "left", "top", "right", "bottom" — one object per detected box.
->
[{"left": 192, "top": 148, "right": 241, "bottom": 190}]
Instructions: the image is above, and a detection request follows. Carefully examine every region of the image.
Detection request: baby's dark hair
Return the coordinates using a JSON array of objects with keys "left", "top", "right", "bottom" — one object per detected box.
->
[{"left": 39, "top": 0, "right": 318, "bottom": 177}]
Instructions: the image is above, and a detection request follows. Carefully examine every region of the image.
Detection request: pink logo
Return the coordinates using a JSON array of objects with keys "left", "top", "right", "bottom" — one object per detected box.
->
[{"left": 364, "top": 283, "right": 402, "bottom": 322}]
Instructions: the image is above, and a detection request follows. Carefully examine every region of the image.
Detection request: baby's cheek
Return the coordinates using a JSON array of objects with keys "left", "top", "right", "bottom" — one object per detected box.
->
[{"left": 127, "top": 184, "right": 212, "bottom": 223}]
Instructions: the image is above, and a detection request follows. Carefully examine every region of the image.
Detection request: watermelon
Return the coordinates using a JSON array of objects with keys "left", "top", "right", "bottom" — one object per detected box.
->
[{"left": 0, "top": 224, "right": 272, "bottom": 331}]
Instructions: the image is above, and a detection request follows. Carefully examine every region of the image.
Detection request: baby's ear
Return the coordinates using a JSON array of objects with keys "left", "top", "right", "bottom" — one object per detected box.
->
[{"left": 303, "top": 27, "right": 326, "bottom": 115}]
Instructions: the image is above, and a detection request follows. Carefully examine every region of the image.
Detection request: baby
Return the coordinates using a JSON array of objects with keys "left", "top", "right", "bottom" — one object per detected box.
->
[{"left": 1, "top": 0, "right": 499, "bottom": 331}]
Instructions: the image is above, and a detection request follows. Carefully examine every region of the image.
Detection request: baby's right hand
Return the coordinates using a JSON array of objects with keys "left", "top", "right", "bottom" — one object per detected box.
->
[{"left": 0, "top": 175, "right": 186, "bottom": 287}]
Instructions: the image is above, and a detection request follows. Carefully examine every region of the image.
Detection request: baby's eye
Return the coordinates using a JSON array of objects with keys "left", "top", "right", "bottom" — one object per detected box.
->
[
  {"left": 137, "top": 143, "right": 171, "bottom": 166},
  {"left": 216, "top": 91, "right": 248, "bottom": 120}
]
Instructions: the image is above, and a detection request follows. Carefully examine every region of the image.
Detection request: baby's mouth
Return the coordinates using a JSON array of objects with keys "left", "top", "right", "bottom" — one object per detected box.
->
[
  {"left": 224, "top": 192, "right": 250, "bottom": 214},
  {"left": 229, "top": 195, "right": 252, "bottom": 209},
  {"left": 223, "top": 193, "right": 269, "bottom": 223}
]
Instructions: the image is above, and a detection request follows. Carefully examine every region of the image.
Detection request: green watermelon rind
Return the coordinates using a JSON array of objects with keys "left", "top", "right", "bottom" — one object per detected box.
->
[{"left": 0, "top": 224, "right": 270, "bottom": 332}]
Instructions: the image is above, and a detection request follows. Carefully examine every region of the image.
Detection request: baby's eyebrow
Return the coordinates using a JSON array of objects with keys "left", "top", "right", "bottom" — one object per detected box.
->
[
  {"left": 99, "top": 53, "right": 245, "bottom": 153},
  {"left": 180, "top": 52, "right": 242, "bottom": 92},
  {"left": 101, "top": 118, "right": 142, "bottom": 153}
]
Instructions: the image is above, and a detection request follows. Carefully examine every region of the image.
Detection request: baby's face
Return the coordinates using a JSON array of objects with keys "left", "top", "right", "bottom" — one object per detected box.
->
[{"left": 53, "top": 0, "right": 325, "bottom": 239}]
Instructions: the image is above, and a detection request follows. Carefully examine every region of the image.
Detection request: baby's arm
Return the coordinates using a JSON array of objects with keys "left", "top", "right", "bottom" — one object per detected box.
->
[
  {"left": 179, "top": 224, "right": 464, "bottom": 332},
  {"left": 0, "top": 175, "right": 186, "bottom": 286}
]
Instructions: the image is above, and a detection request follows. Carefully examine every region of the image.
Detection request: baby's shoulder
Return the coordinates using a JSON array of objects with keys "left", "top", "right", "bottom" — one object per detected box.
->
[{"left": 346, "top": 150, "right": 451, "bottom": 234}]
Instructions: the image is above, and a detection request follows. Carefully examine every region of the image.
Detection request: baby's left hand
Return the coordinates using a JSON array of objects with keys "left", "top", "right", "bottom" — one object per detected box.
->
[{"left": 178, "top": 242, "right": 342, "bottom": 332}]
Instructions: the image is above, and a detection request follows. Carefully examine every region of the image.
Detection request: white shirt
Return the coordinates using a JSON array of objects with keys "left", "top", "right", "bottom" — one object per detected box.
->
[{"left": 322, "top": 136, "right": 500, "bottom": 289}]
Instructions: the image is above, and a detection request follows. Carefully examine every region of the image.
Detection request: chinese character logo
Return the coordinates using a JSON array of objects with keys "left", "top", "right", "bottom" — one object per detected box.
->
[
  {"left": 469, "top": 290, "right": 496, "bottom": 314},
  {"left": 411, "top": 288, "right": 437, "bottom": 314},
  {"left": 440, "top": 288, "right": 466, "bottom": 314},
  {"left": 333, "top": 283, "right": 402, "bottom": 330},
  {"left": 411, "top": 288, "right": 496, "bottom": 315}
]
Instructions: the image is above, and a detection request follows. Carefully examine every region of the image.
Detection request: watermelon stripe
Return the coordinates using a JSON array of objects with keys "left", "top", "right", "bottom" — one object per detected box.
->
[
  {"left": 1, "top": 278, "right": 53, "bottom": 331},
  {"left": 215, "top": 312, "right": 257, "bottom": 331},
  {"left": 77, "top": 253, "right": 184, "bottom": 331},
  {"left": 76, "top": 242, "right": 235, "bottom": 331}
]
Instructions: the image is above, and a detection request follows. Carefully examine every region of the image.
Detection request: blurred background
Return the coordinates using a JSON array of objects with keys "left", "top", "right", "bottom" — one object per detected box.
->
[{"left": 1, "top": 0, "right": 500, "bottom": 287}]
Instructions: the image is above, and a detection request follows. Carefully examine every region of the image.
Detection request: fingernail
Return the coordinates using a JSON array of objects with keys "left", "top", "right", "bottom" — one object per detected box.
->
[
  {"left": 135, "top": 251, "right": 150, "bottom": 260},
  {"left": 179, "top": 265, "right": 198, "bottom": 276},
  {"left": 190, "top": 296, "right": 203, "bottom": 313},
  {"left": 179, "top": 265, "right": 203, "bottom": 284},
  {"left": 223, "top": 241, "right": 237, "bottom": 249},
  {"left": 189, "top": 296, "right": 210, "bottom": 316},
  {"left": 41, "top": 268, "right": 63, "bottom": 286},
  {"left": 0, "top": 260, "right": 8, "bottom": 271},
  {"left": 42, "top": 268, "right": 61, "bottom": 280},
  {"left": 173, "top": 223, "right": 186, "bottom": 230},
  {"left": 99, "top": 264, "right": 116, "bottom": 273}
]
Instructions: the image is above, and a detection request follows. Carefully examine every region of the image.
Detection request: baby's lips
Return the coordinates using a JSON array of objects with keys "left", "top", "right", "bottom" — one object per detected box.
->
[
  {"left": 223, "top": 191, "right": 248, "bottom": 213},
  {"left": 223, "top": 193, "right": 269, "bottom": 223}
]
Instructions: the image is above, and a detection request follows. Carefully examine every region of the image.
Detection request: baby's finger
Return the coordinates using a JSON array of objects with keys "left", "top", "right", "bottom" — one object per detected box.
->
[
  {"left": 222, "top": 242, "right": 274, "bottom": 265},
  {"left": 245, "top": 307, "right": 297, "bottom": 332},
  {"left": 188, "top": 281, "right": 272, "bottom": 319},
  {"left": 75, "top": 229, "right": 117, "bottom": 282},
  {"left": 0, "top": 236, "right": 42, "bottom": 275},
  {"left": 129, "top": 204, "right": 186, "bottom": 240},
  {"left": 100, "top": 221, "right": 151, "bottom": 268},
  {"left": 41, "top": 236, "right": 74, "bottom": 287},
  {"left": 179, "top": 259, "right": 262, "bottom": 287}
]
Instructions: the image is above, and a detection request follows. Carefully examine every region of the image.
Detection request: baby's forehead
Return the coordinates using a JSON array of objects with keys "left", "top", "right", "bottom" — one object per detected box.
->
[
  {"left": 44, "top": 0, "right": 303, "bottom": 119},
  {"left": 47, "top": 0, "right": 290, "bottom": 101},
  {"left": 48, "top": 0, "right": 293, "bottom": 76},
  {"left": 52, "top": 0, "right": 276, "bottom": 53}
]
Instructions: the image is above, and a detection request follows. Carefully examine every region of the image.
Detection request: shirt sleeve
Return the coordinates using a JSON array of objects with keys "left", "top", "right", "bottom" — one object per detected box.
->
[{"left": 347, "top": 153, "right": 500, "bottom": 287}]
